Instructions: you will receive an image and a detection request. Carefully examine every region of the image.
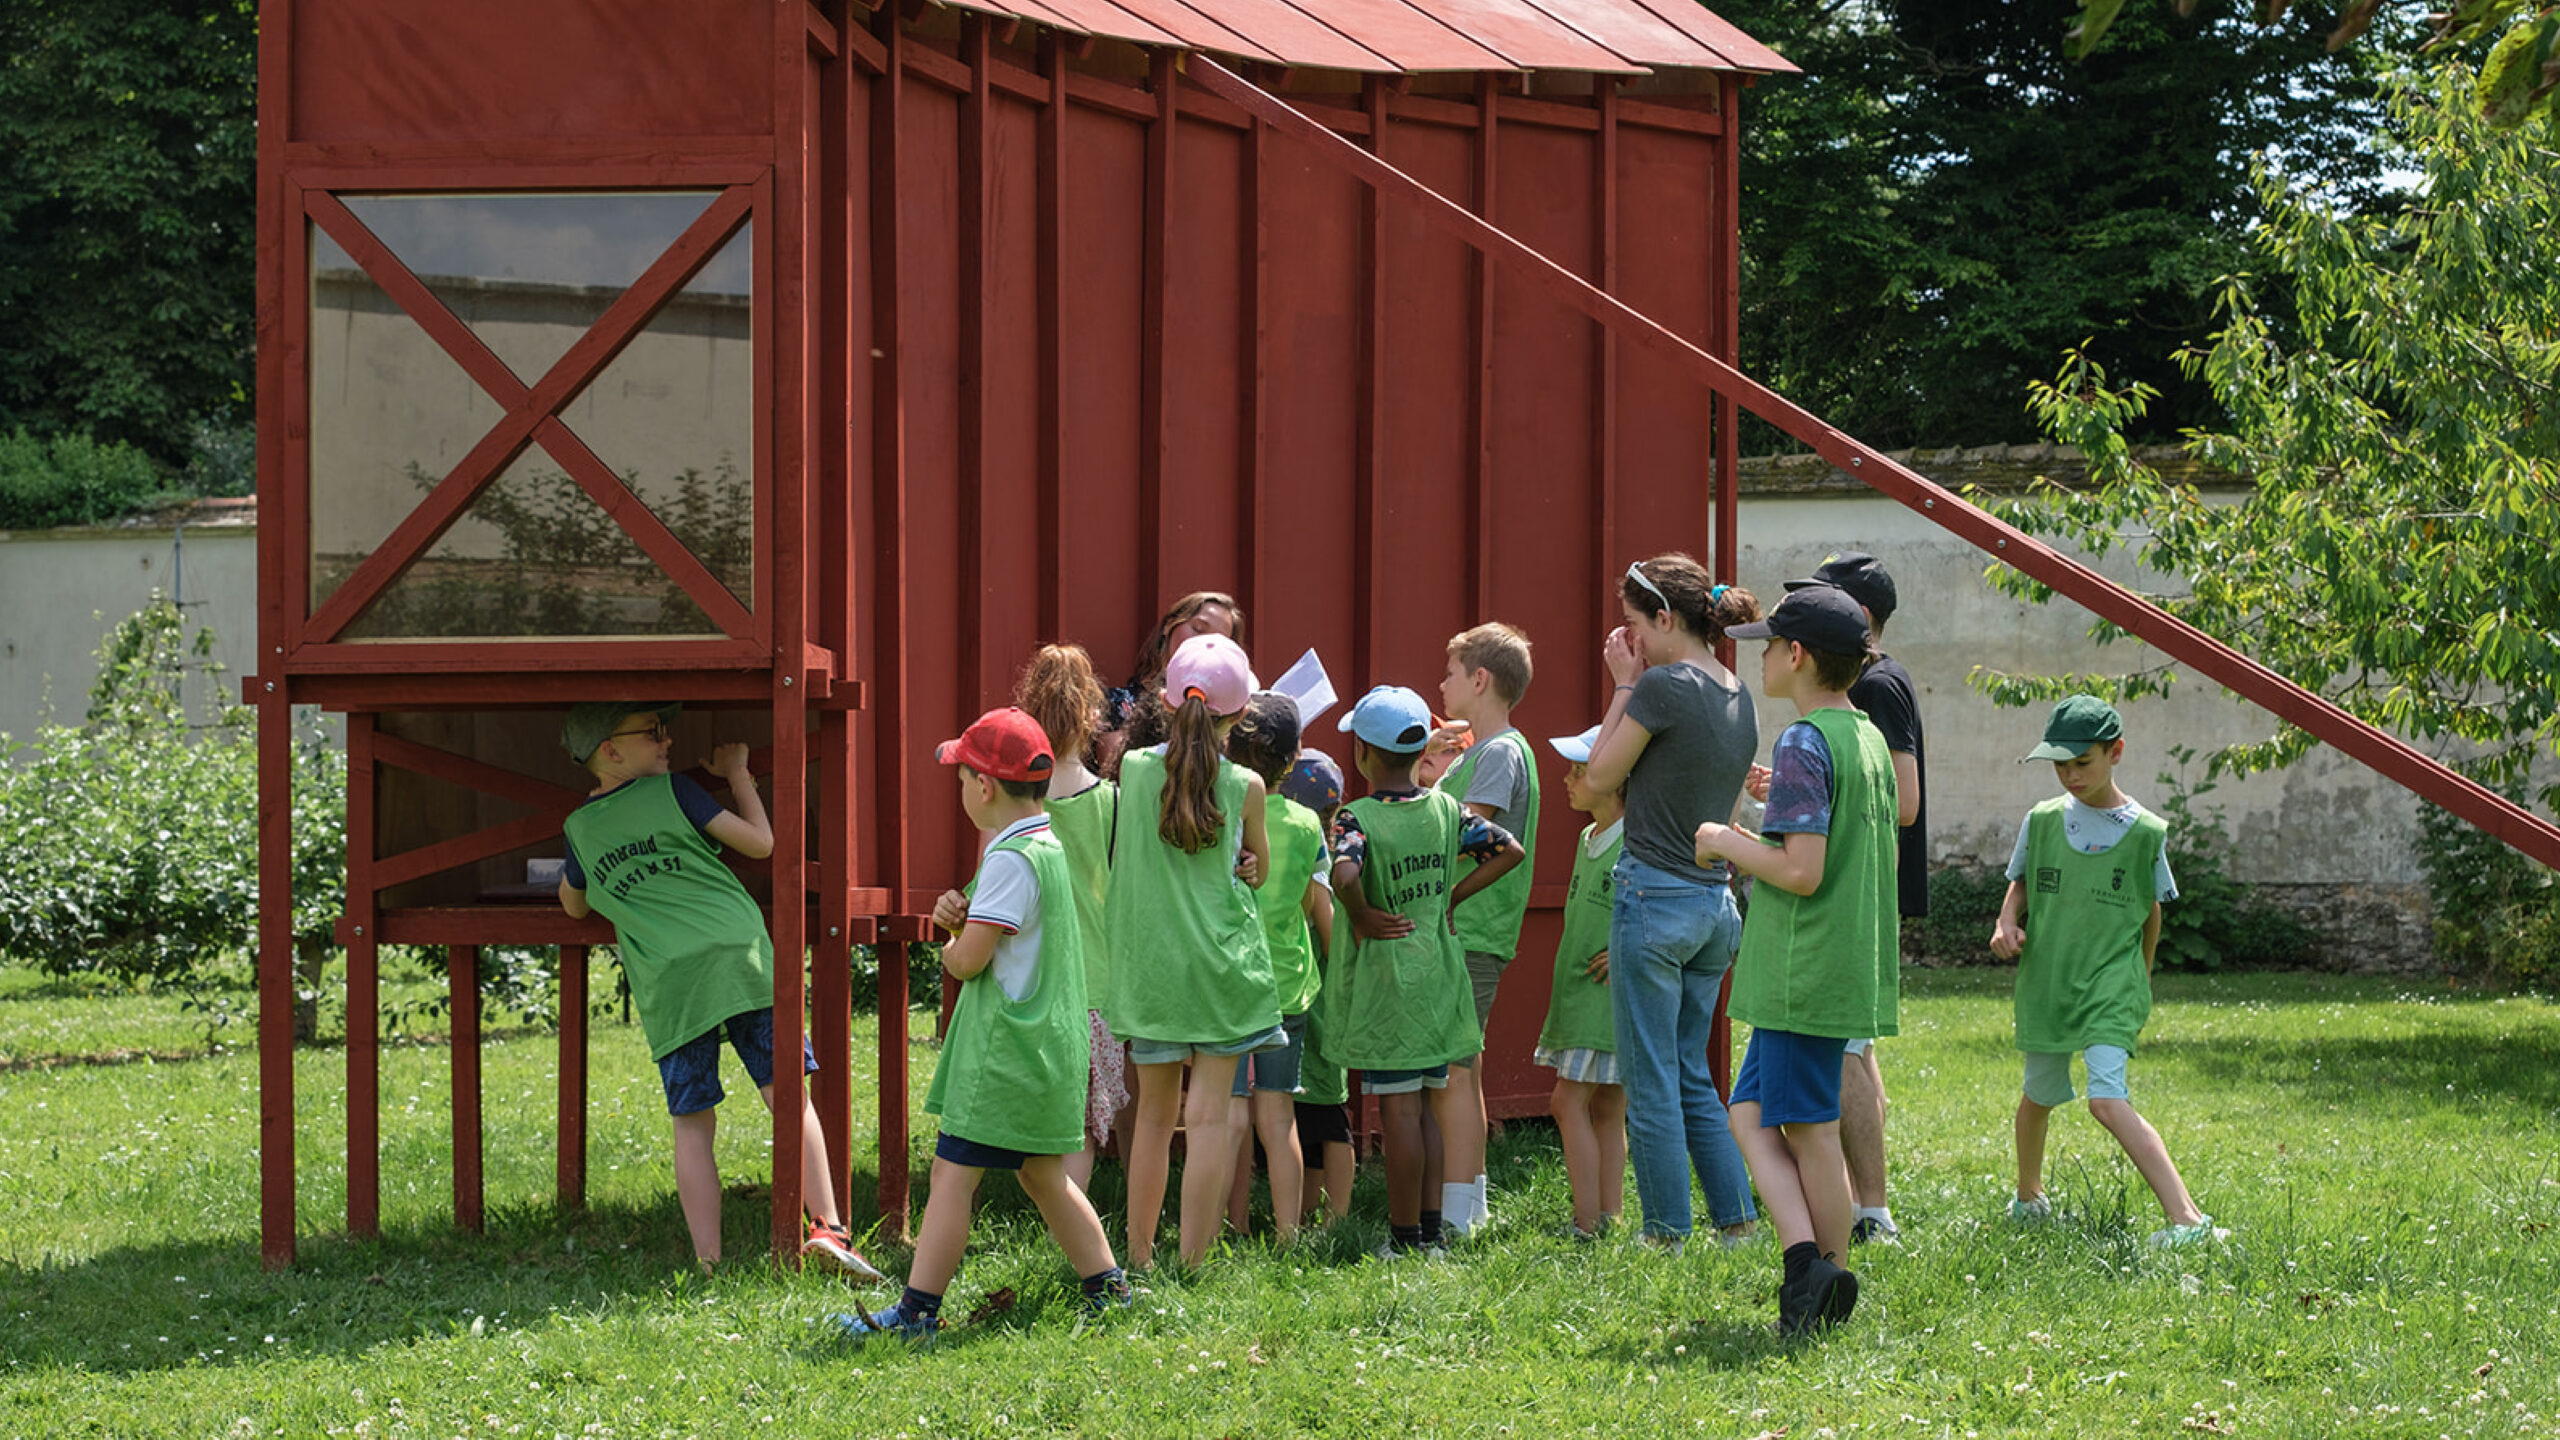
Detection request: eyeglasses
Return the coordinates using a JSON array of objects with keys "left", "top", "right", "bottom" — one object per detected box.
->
[
  {"left": 608, "top": 718, "right": 669, "bottom": 745},
  {"left": 1625, "top": 560, "right": 1674, "bottom": 613}
]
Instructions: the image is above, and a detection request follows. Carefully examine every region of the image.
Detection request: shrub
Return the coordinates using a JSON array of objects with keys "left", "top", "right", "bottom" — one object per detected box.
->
[
  {"left": 2417, "top": 789, "right": 2560, "bottom": 990},
  {"left": 2147, "top": 751, "right": 2315, "bottom": 970},
  {"left": 0, "top": 427, "right": 173, "bottom": 529},
  {"left": 1905, "top": 863, "right": 2010, "bottom": 964}
]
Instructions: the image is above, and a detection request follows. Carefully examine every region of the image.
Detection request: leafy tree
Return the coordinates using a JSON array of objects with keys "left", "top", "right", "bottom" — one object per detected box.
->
[
  {"left": 1972, "top": 63, "right": 2560, "bottom": 813},
  {"left": 1727, "top": 0, "right": 2396, "bottom": 449},
  {"left": 0, "top": 1, "right": 257, "bottom": 467}
]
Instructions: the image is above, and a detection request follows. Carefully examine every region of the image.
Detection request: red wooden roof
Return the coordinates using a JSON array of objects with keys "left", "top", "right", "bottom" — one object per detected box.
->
[{"left": 935, "top": 0, "right": 1795, "bottom": 74}]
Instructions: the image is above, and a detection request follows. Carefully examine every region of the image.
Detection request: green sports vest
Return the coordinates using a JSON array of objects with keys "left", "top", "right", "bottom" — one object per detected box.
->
[
  {"left": 1321, "top": 789, "right": 1483, "bottom": 1070},
  {"left": 927, "top": 824, "right": 1090, "bottom": 1154},
  {"left": 1729, "top": 708, "right": 1901, "bottom": 1040},
  {"left": 1536, "top": 821, "right": 1622, "bottom": 1056},
  {"left": 1042, "top": 779, "right": 1116, "bottom": 1004},
  {"left": 1299, "top": 996, "right": 1349, "bottom": 1107},
  {"left": 1100, "top": 749, "right": 1279, "bottom": 1043},
  {"left": 1439, "top": 728, "right": 1539, "bottom": 958},
  {"left": 2014, "top": 796, "right": 2167, "bottom": 1054},
  {"left": 1257, "top": 795, "right": 1330, "bottom": 1016},
  {"left": 562, "top": 774, "right": 774, "bottom": 1061}
]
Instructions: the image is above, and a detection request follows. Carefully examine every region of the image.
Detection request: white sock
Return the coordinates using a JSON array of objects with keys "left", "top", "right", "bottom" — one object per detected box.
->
[
  {"left": 1855, "top": 1205, "right": 1896, "bottom": 1226},
  {"left": 1441, "top": 1181, "right": 1472, "bottom": 1232},
  {"left": 1473, "top": 1175, "right": 1492, "bottom": 1226}
]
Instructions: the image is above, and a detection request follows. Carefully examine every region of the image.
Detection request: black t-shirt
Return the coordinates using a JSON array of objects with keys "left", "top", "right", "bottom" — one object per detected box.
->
[{"left": 1849, "top": 654, "right": 1928, "bottom": 917}]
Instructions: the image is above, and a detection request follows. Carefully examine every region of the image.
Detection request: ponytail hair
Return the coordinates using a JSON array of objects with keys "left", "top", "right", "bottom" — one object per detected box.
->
[
  {"left": 1016, "top": 643, "right": 1104, "bottom": 766},
  {"left": 1159, "top": 692, "right": 1227, "bottom": 853},
  {"left": 1623, "top": 552, "right": 1759, "bottom": 645}
]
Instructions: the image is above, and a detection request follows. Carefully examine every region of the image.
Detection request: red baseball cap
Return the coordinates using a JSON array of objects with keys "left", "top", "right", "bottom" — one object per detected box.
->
[{"left": 936, "top": 706, "right": 1055, "bottom": 782}]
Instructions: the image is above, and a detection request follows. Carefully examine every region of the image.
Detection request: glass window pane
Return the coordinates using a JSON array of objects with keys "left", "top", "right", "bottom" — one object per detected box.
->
[{"left": 305, "top": 193, "right": 755, "bottom": 639}]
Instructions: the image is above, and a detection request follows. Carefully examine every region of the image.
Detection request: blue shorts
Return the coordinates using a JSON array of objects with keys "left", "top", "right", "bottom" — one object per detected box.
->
[
  {"left": 656, "top": 1008, "right": 818, "bottom": 1117},
  {"left": 1232, "top": 1012, "right": 1308, "bottom": 1096},
  {"left": 2023, "top": 1046, "right": 2131, "bottom": 1107},
  {"left": 936, "top": 1131, "right": 1038, "bottom": 1171},
  {"left": 1128, "top": 1021, "right": 1290, "bottom": 1068},
  {"left": 1728, "top": 1028, "right": 1848, "bottom": 1127},
  {"left": 1362, "top": 1064, "right": 1449, "bottom": 1096}
]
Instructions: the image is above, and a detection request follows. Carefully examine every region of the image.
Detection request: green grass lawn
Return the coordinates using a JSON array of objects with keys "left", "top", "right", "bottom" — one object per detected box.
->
[{"left": 1, "top": 965, "right": 2556, "bottom": 1437}]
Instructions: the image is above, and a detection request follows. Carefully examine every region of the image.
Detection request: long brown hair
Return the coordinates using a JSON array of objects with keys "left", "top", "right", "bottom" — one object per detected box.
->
[
  {"left": 1158, "top": 693, "right": 1227, "bottom": 853},
  {"left": 1127, "top": 591, "right": 1244, "bottom": 689},
  {"left": 1016, "top": 643, "right": 1104, "bottom": 766},
  {"left": 1623, "top": 553, "right": 1759, "bottom": 643}
]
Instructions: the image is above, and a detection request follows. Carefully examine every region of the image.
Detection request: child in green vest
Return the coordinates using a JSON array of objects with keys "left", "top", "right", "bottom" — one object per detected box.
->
[
  {"left": 1282, "top": 747, "right": 1358, "bottom": 1226},
  {"left": 1434, "top": 622, "right": 1540, "bottom": 1236},
  {"left": 842, "top": 708, "right": 1132, "bottom": 1341},
  {"left": 1696, "top": 586, "right": 1900, "bottom": 1336},
  {"left": 1537, "top": 724, "right": 1626, "bottom": 1240},
  {"left": 1992, "top": 696, "right": 2221, "bottom": 1248},
  {"left": 1221, "top": 692, "right": 1334, "bottom": 1242},
  {"left": 555, "top": 702, "right": 878, "bottom": 1281},
  {"left": 1327, "top": 685, "right": 1525, "bottom": 1255},
  {"left": 1014, "top": 643, "right": 1128, "bottom": 1191},
  {"left": 1102, "top": 633, "right": 1281, "bottom": 1270}
]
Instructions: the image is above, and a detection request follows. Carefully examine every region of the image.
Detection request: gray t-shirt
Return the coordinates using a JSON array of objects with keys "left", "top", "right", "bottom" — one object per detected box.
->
[
  {"left": 1457, "top": 726, "right": 1531, "bottom": 833},
  {"left": 1622, "top": 660, "right": 1759, "bottom": 884}
]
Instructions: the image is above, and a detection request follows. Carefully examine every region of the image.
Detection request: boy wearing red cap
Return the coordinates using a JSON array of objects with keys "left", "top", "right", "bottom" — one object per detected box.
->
[
  {"left": 556, "top": 702, "right": 877, "bottom": 1279},
  {"left": 842, "top": 707, "right": 1132, "bottom": 1340}
]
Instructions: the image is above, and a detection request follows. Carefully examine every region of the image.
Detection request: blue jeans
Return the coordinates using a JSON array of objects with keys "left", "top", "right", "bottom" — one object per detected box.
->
[{"left": 1610, "top": 857, "right": 1756, "bottom": 1237}]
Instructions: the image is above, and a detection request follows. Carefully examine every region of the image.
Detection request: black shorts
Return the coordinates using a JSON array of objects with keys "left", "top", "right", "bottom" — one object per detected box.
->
[{"left": 1294, "top": 1099, "right": 1351, "bottom": 1151}]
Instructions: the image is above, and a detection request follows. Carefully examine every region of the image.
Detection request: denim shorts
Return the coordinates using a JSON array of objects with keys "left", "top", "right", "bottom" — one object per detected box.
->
[
  {"left": 1231, "top": 1011, "right": 1308, "bottom": 1096},
  {"left": 2023, "top": 1046, "right": 2131, "bottom": 1107},
  {"left": 1728, "top": 1028, "right": 1849, "bottom": 1127},
  {"left": 1362, "top": 1063, "right": 1449, "bottom": 1095},
  {"left": 656, "top": 1008, "right": 818, "bottom": 1117},
  {"left": 1127, "top": 1021, "right": 1290, "bottom": 1068}
]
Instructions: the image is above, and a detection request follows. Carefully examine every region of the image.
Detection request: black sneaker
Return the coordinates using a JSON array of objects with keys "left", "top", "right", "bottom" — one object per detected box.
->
[
  {"left": 1781, "top": 1255, "right": 1859, "bottom": 1337},
  {"left": 1850, "top": 1214, "right": 1901, "bottom": 1246}
]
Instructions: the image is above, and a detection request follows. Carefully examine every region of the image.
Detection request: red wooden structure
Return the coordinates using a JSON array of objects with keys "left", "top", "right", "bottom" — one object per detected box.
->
[{"left": 252, "top": 0, "right": 2560, "bottom": 1270}]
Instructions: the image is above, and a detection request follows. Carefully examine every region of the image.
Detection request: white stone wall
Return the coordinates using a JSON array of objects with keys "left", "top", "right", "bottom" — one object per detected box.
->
[{"left": 0, "top": 516, "right": 260, "bottom": 739}]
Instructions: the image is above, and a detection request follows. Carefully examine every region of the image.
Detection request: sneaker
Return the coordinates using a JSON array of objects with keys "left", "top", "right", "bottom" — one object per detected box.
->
[
  {"left": 1639, "top": 1231, "right": 1687, "bottom": 1259},
  {"left": 1714, "top": 1224, "right": 1760, "bottom": 1250},
  {"left": 1372, "top": 1235, "right": 1445, "bottom": 1261},
  {"left": 1779, "top": 1254, "right": 1859, "bottom": 1337},
  {"left": 1085, "top": 1276, "right": 1145, "bottom": 1313},
  {"left": 1851, "top": 1215, "right": 1901, "bottom": 1246},
  {"left": 2147, "top": 1215, "right": 2229, "bottom": 1249},
  {"left": 834, "top": 1303, "right": 938, "bottom": 1343},
  {"left": 803, "top": 1218, "right": 888, "bottom": 1283},
  {"left": 2007, "top": 1196, "right": 2052, "bottom": 1224}
]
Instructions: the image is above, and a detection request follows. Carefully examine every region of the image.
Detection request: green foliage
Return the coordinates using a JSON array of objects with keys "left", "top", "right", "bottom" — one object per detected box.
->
[
  {"left": 1905, "top": 863, "right": 2013, "bottom": 964},
  {"left": 2416, "top": 785, "right": 2560, "bottom": 988},
  {"left": 0, "top": 598, "right": 342, "bottom": 987},
  {"left": 0, "top": 1, "right": 257, "bottom": 467},
  {"left": 2145, "top": 749, "right": 2317, "bottom": 970},
  {"left": 180, "top": 416, "right": 255, "bottom": 498},
  {"left": 1725, "top": 0, "right": 2396, "bottom": 451},
  {"left": 0, "top": 426, "right": 172, "bottom": 529},
  {"left": 1977, "top": 64, "right": 2560, "bottom": 859}
]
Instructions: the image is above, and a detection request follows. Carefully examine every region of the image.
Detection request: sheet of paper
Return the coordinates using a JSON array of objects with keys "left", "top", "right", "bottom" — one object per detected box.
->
[{"left": 1268, "top": 646, "right": 1338, "bottom": 728}]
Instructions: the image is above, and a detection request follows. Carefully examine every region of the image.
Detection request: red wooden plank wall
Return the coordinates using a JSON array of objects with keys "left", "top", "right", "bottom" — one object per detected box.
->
[{"left": 859, "top": 43, "right": 1735, "bottom": 1116}]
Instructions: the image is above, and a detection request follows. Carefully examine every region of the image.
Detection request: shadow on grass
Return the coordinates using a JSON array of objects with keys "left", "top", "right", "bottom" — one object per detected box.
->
[{"left": 2156, "top": 1026, "right": 2560, "bottom": 1116}]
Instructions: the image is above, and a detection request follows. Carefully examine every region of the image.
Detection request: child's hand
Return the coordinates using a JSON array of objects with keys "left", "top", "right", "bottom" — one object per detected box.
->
[
  {"left": 932, "top": 889, "right": 970, "bottom": 936},
  {"left": 1602, "top": 626, "right": 1643, "bottom": 686},
  {"left": 708, "top": 742, "right": 754, "bottom": 781},
  {"left": 1349, "top": 907, "right": 1415, "bottom": 942},
  {"left": 1744, "top": 763, "right": 1772, "bottom": 803},
  {"left": 1990, "top": 914, "right": 2025, "bottom": 959},
  {"left": 1235, "top": 849, "right": 1263, "bottom": 886},
  {"left": 1584, "top": 949, "right": 1609, "bottom": 983},
  {"left": 1693, "top": 821, "right": 1736, "bottom": 866}
]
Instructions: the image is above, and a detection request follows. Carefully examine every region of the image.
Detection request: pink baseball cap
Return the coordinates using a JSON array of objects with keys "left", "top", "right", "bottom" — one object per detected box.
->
[{"left": 1162, "top": 633, "right": 1258, "bottom": 716}]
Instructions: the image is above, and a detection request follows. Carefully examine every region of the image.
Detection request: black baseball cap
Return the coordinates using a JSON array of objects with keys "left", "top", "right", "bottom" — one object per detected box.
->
[
  {"left": 1726, "top": 585, "right": 1875, "bottom": 656},
  {"left": 1783, "top": 551, "right": 1896, "bottom": 626}
]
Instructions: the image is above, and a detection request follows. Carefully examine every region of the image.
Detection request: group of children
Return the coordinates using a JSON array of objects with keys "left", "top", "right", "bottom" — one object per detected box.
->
[{"left": 550, "top": 559, "right": 2216, "bottom": 1343}]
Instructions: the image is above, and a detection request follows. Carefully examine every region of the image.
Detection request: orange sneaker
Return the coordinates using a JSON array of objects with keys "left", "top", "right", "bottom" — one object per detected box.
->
[{"left": 803, "top": 1218, "right": 887, "bottom": 1283}]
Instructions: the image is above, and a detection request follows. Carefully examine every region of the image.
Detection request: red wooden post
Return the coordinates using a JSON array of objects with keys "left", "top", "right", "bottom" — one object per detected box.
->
[
  {"left": 256, "top": 682, "right": 298, "bottom": 1269},
  {"left": 557, "top": 944, "right": 589, "bottom": 1210},
  {"left": 450, "top": 944, "right": 484, "bottom": 1233},
  {"left": 878, "top": 936, "right": 913, "bottom": 1240},
  {"left": 347, "top": 713, "right": 381, "bottom": 1234}
]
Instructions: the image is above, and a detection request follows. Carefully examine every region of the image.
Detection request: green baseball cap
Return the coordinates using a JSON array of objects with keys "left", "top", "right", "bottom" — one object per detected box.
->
[
  {"left": 2022, "top": 695, "right": 2122, "bottom": 762},
  {"left": 562, "top": 701, "right": 682, "bottom": 764}
]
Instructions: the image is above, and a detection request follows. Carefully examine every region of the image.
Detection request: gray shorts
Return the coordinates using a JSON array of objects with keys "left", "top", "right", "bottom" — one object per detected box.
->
[
  {"left": 1462, "top": 949, "right": 1508, "bottom": 1060},
  {"left": 1127, "top": 1022, "right": 1291, "bottom": 1068}
]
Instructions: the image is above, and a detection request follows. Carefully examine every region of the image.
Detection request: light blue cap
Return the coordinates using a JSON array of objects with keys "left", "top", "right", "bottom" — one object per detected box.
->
[
  {"left": 1548, "top": 724, "right": 1603, "bottom": 764},
  {"left": 1336, "top": 684, "right": 1432, "bottom": 754}
]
